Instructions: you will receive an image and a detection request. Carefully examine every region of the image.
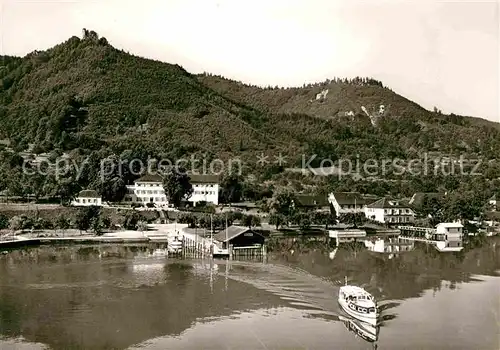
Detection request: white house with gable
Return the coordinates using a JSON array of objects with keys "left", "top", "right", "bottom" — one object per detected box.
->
[
  {"left": 72, "top": 190, "right": 102, "bottom": 207},
  {"left": 188, "top": 174, "right": 220, "bottom": 206},
  {"left": 328, "top": 192, "right": 367, "bottom": 215},
  {"left": 364, "top": 198, "right": 415, "bottom": 225}
]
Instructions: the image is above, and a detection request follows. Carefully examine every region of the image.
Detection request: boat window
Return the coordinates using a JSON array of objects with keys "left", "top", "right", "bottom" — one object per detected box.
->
[{"left": 369, "top": 307, "right": 375, "bottom": 313}]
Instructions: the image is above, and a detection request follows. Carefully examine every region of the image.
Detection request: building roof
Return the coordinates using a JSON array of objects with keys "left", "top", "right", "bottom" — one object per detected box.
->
[
  {"left": 329, "top": 223, "right": 352, "bottom": 230},
  {"left": 213, "top": 225, "right": 264, "bottom": 243},
  {"left": 367, "top": 198, "right": 411, "bottom": 209},
  {"left": 136, "top": 174, "right": 163, "bottom": 183},
  {"left": 436, "top": 222, "right": 464, "bottom": 228},
  {"left": 189, "top": 174, "right": 220, "bottom": 184},
  {"left": 294, "top": 195, "right": 329, "bottom": 207},
  {"left": 330, "top": 192, "right": 366, "bottom": 205},
  {"left": 78, "top": 190, "right": 100, "bottom": 198},
  {"left": 228, "top": 202, "right": 258, "bottom": 209}
]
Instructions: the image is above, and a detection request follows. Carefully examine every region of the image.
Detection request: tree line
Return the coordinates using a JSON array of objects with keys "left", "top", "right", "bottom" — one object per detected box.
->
[{"left": 0, "top": 207, "right": 148, "bottom": 236}]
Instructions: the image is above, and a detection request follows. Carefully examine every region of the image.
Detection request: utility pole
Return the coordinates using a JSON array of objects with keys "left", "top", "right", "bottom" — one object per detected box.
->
[{"left": 210, "top": 213, "right": 213, "bottom": 257}]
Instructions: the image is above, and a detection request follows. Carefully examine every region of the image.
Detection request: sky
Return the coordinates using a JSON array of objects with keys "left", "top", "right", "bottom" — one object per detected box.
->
[{"left": 1, "top": 0, "right": 499, "bottom": 122}]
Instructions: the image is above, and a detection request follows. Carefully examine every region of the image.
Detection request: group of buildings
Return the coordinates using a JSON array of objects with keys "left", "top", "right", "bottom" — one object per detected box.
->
[
  {"left": 70, "top": 177, "right": 499, "bottom": 254},
  {"left": 328, "top": 192, "right": 417, "bottom": 225},
  {"left": 72, "top": 173, "right": 220, "bottom": 208},
  {"left": 71, "top": 175, "right": 497, "bottom": 232},
  {"left": 72, "top": 182, "right": 418, "bottom": 226}
]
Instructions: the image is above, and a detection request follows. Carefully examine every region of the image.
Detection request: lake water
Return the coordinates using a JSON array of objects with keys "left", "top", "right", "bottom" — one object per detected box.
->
[{"left": 0, "top": 239, "right": 498, "bottom": 350}]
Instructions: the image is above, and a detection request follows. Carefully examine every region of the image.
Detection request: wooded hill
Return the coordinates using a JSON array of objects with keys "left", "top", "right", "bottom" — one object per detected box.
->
[{"left": 1, "top": 29, "right": 499, "bottom": 169}]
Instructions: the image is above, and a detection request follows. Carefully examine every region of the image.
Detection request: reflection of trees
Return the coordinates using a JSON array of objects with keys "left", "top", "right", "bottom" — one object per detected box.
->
[
  {"left": 0, "top": 244, "right": 172, "bottom": 265},
  {"left": 0, "top": 238, "right": 498, "bottom": 348},
  {"left": 272, "top": 237, "right": 499, "bottom": 301},
  {"left": 0, "top": 246, "right": 286, "bottom": 349}
]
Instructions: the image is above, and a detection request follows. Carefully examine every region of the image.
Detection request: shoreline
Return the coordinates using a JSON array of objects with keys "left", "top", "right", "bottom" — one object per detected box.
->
[
  {"left": 0, "top": 223, "right": 200, "bottom": 250},
  {"left": 0, "top": 236, "right": 156, "bottom": 250}
]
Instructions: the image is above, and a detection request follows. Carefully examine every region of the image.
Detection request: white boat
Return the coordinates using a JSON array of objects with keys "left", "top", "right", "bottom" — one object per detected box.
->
[
  {"left": 338, "top": 277, "right": 378, "bottom": 325},
  {"left": 211, "top": 243, "right": 229, "bottom": 258},
  {"left": 167, "top": 236, "right": 183, "bottom": 253}
]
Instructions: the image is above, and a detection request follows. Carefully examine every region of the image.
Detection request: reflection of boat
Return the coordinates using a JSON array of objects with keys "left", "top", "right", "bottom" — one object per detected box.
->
[
  {"left": 211, "top": 214, "right": 230, "bottom": 258},
  {"left": 211, "top": 244, "right": 229, "bottom": 258},
  {"left": 168, "top": 236, "right": 182, "bottom": 253},
  {"left": 338, "top": 315, "right": 379, "bottom": 343},
  {"left": 338, "top": 277, "right": 378, "bottom": 325},
  {"left": 150, "top": 248, "right": 168, "bottom": 257}
]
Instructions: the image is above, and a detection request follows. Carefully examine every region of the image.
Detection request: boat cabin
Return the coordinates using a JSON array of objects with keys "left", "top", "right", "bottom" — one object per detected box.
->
[
  {"left": 346, "top": 301, "right": 376, "bottom": 314},
  {"left": 340, "top": 287, "right": 376, "bottom": 314}
]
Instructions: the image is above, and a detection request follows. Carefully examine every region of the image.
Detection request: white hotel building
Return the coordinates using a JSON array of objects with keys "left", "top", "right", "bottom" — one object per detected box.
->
[
  {"left": 364, "top": 198, "right": 415, "bottom": 225},
  {"left": 124, "top": 174, "right": 167, "bottom": 206},
  {"left": 188, "top": 174, "right": 220, "bottom": 206},
  {"left": 123, "top": 174, "right": 220, "bottom": 207}
]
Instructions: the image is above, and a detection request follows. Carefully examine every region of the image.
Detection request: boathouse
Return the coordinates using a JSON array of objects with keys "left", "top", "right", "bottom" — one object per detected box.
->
[
  {"left": 213, "top": 225, "right": 265, "bottom": 249},
  {"left": 434, "top": 222, "right": 463, "bottom": 250},
  {"left": 398, "top": 222, "right": 464, "bottom": 252}
]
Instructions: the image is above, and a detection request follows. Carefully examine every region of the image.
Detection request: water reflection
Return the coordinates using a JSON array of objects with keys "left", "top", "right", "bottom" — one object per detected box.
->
[
  {"left": 338, "top": 315, "right": 379, "bottom": 344},
  {"left": 363, "top": 237, "right": 415, "bottom": 255},
  {"left": 0, "top": 237, "right": 497, "bottom": 349}
]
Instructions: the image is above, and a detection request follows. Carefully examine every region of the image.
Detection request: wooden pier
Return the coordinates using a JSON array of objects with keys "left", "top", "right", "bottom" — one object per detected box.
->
[
  {"left": 230, "top": 244, "right": 267, "bottom": 260},
  {"left": 180, "top": 235, "right": 209, "bottom": 259}
]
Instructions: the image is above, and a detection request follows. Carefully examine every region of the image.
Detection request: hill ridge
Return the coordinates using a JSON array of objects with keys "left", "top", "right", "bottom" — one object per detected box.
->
[{"left": 0, "top": 29, "right": 499, "bottom": 167}]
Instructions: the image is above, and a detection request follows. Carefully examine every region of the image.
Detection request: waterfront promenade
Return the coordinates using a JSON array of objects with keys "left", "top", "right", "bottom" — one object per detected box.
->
[{"left": 0, "top": 223, "right": 213, "bottom": 250}]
